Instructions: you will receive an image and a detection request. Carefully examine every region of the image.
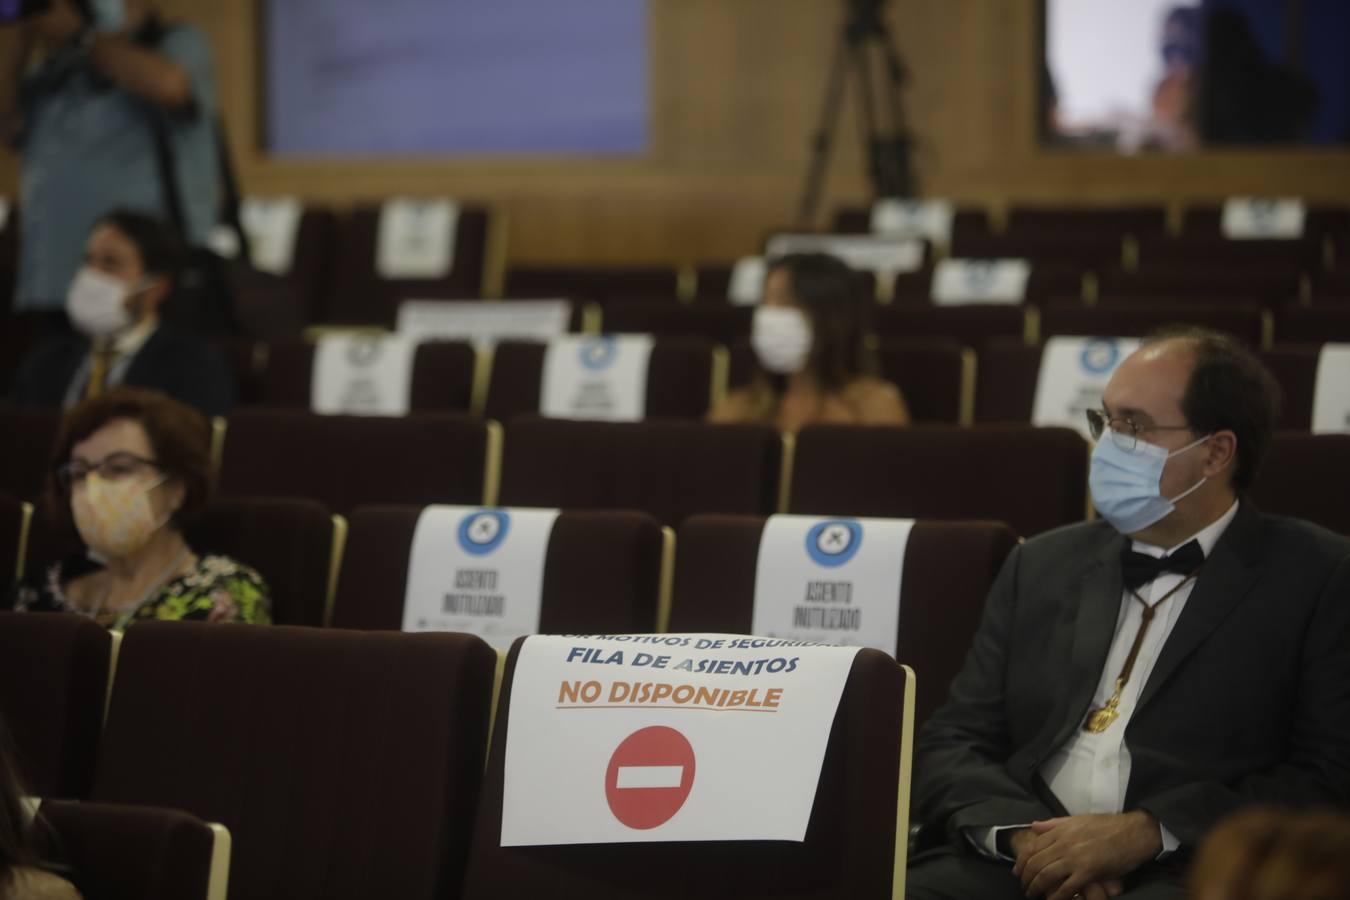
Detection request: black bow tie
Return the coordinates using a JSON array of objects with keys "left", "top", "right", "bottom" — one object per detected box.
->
[{"left": 1121, "top": 540, "right": 1205, "bottom": 591}]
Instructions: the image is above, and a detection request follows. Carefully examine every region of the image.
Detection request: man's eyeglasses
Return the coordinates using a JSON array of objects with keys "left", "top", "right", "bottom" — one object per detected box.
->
[
  {"left": 57, "top": 452, "right": 162, "bottom": 489},
  {"left": 1085, "top": 408, "right": 1194, "bottom": 452}
]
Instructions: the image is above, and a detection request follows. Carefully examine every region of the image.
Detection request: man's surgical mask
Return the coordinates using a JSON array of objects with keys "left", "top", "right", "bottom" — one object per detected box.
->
[
  {"left": 66, "top": 267, "right": 139, "bottom": 340},
  {"left": 1089, "top": 433, "right": 1209, "bottom": 535},
  {"left": 751, "top": 306, "right": 813, "bottom": 375}
]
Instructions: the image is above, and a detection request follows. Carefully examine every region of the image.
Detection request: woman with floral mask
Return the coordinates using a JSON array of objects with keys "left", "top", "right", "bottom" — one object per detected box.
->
[
  {"left": 708, "top": 253, "right": 910, "bottom": 433},
  {"left": 8, "top": 210, "right": 233, "bottom": 418},
  {"left": 11, "top": 387, "right": 269, "bottom": 629}
]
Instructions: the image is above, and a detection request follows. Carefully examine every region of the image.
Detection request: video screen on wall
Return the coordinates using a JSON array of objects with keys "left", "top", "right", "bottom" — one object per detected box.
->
[
  {"left": 1042, "top": 0, "right": 1350, "bottom": 152},
  {"left": 263, "top": 0, "right": 648, "bottom": 157}
]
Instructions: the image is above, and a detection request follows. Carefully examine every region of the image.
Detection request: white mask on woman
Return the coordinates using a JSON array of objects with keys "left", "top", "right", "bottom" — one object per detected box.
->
[{"left": 751, "top": 306, "right": 814, "bottom": 375}]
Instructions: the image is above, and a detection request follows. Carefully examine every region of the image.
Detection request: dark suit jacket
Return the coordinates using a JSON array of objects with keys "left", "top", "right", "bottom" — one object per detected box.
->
[
  {"left": 9, "top": 327, "right": 233, "bottom": 418},
  {"left": 914, "top": 502, "right": 1350, "bottom": 849}
]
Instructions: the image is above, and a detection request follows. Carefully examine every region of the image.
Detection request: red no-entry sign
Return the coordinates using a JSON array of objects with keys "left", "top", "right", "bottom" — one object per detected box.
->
[{"left": 604, "top": 726, "right": 696, "bottom": 830}]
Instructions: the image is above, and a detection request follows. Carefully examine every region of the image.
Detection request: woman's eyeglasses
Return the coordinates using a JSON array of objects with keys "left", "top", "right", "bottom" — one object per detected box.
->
[{"left": 57, "top": 452, "right": 162, "bottom": 489}]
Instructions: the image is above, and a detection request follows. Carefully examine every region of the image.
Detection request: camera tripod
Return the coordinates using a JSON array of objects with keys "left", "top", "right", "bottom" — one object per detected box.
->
[{"left": 797, "top": 0, "right": 919, "bottom": 227}]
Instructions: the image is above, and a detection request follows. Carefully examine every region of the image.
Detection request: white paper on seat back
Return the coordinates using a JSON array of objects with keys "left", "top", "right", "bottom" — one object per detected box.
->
[
  {"left": 932, "top": 259, "right": 1031, "bottom": 305},
  {"left": 402, "top": 506, "right": 560, "bottom": 649},
  {"left": 1312, "top": 344, "right": 1350, "bottom": 434},
  {"left": 540, "top": 335, "right": 654, "bottom": 421},
  {"left": 241, "top": 196, "right": 304, "bottom": 276},
  {"left": 501, "top": 633, "right": 861, "bottom": 846},
  {"left": 396, "top": 300, "right": 571, "bottom": 346},
  {"left": 871, "top": 198, "right": 954, "bottom": 246},
  {"left": 751, "top": 516, "right": 913, "bottom": 657},
  {"left": 765, "top": 234, "right": 925, "bottom": 279},
  {"left": 312, "top": 333, "right": 418, "bottom": 416},
  {"left": 377, "top": 198, "right": 459, "bottom": 278},
  {"left": 1032, "top": 336, "right": 1141, "bottom": 438},
  {"left": 1221, "top": 197, "right": 1305, "bottom": 239},
  {"left": 729, "top": 256, "right": 767, "bottom": 306}
]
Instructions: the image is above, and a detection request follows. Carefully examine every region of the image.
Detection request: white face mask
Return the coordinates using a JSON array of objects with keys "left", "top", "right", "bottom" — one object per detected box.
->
[
  {"left": 751, "top": 306, "right": 814, "bottom": 375},
  {"left": 66, "top": 267, "right": 137, "bottom": 340}
]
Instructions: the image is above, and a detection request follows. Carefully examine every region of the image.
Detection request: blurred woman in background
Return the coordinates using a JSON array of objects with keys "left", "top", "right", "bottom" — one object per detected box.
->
[
  {"left": 709, "top": 252, "right": 910, "bottom": 432},
  {"left": 1191, "top": 807, "right": 1350, "bottom": 900}
]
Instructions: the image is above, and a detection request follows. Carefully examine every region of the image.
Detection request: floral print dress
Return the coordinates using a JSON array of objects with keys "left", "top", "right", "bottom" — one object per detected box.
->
[{"left": 12, "top": 554, "right": 271, "bottom": 629}]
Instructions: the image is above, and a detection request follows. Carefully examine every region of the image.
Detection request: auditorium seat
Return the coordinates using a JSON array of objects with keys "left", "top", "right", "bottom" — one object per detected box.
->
[
  {"left": 889, "top": 262, "right": 1087, "bottom": 306},
  {"left": 1040, "top": 302, "right": 1270, "bottom": 346},
  {"left": 789, "top": 425, "right": 1089, "bottom": 536},
  {"left": 1258, "top": 344, "right": 1322, "bottom": 431},
  {"left": 186, "top": 498, "right": 344, "bottom": 627},
  {"left": 1006, "top": 205, "right": 1167, "bottom": 239},
  {"left": 499, "top": 418, "right": 782, "bottom": 526},
  {"left": 217, "top": 410, "right": 494, "bottom": 515},
  {"left": 1279, "top": 305, "right": 1350, "bottom": 343},
  {"left": 503, "top": 265, "right": 681, "bottom": 302},
  {"left": 483, "top": 338, "right": 719, "bottom": 422},
  {"left": 36, "top": 801, "right": 230, "bottom": 900},
  {"left": 259, "top": 339, "right": 478, "bottom": 413},
  {"left": 693, "top": 262, "right": 879, "bottom": 303},
  {"left": 601, "top": 302, "right": 754, "bottom": 345},
  {"left": 215, "top": 339, "right": 268, "bottom": 407},
  {"left": 0, "top": 612, "right": 111, "bottom": 799},
  {"left": 1249, "top": 434, "right": 1350, "bottom": 534},
  {"left": 671, "top": 515, "right": 1017, "bottom": 729},
  {"left": 1096, "top": 265, "right": 1302, "bottom": 306},
  {"left": 459, "top": 638, "right": 914, "bottom": 900},
  {"left": 1180, "top": 206, "right": 1350, "bottom": 243},
  {"left": 323, "top": 204, "right": 493, "bottom": 325},
  {"left": 92, "top": 622, "right": 497, "bottom": 900},
  {"left": 723, "top": 337, "right": 971, "bottom": 424},
  {"left": 0, "top": 407, "right": 62, "bottom": 503},
  {"left": 951, "top": 232, "right": 1124, "bottom": 271},
  {"left": 831, "top": 205, "right": 992, "bottom": 242},
  {"left": 872, "top": 303, "right": 1033, "bottom": 347},
  {"left": 333, "top": 506, "right": 667, "bottom": 632},
  {"left": 973, "top": 338, "right": 1045, "bottom": 423},
  {"left": 0, "top": 493, "right": 31, "bottom": 584},
  {"left": 1134, "top": 235, "right": 1318, "bottom": 273}
]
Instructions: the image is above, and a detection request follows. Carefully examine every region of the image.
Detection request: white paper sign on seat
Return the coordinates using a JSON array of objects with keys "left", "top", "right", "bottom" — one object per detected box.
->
[
  {"left": 1031, "top": 336, "right": 1141, "bottom": 438},
  {"left": 377, "top": 198, "right": 460, "bottom": 278},
  {"left": 240, "top": 196, "right": 304, "bottom": 276},
  {"left": 931, "top": 258, "right": 1032, "bottom": 306},
  {"left": 396, "top": 300, "right": 572, "bottom": 346},
  {"left": 1221, "top": 197, "right": 1306, "bottom": 240},
  {"left": 765, "top": 234, "right": 925, "bottom": 281},
  {"left": 871, "top": 198, "right": 954, "bottom": 246},
  {"left": 728, "top": 256, "right": 768, "bottom": 306},
  {"left": 1312, "top": 343, "right": 1350, "bottom": 434},
  {"left": 312, "top": 332, "right": 418, "bottom": 416},
  {"left": 750, "top": 515, "right": 914, "bottom": 656},
  {"left": 401, "top": 506, "right": 561, "bottom": 649},
  {"left": 501, "top": 633, "right": 861, "bottom": 846},
  {"left": 540, "top": 335, "right": 655, "bottom": 421}
]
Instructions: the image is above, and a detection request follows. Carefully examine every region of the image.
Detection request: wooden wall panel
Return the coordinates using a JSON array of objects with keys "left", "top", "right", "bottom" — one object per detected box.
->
[{"left": 3, "top": 0, "right": 1347, "bottom": 265}]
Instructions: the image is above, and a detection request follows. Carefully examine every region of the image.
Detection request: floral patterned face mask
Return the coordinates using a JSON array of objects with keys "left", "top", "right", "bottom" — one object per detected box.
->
[{"left": 71, "top": 472, "right": 170, "bottom": 559}]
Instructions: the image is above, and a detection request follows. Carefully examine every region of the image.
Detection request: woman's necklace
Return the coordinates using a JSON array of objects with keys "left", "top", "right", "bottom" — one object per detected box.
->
[{"left": 89, "top": 547, "right": 195, "bottom": 629}]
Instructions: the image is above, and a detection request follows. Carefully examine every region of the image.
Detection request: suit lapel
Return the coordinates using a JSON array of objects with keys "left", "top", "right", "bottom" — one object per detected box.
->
[
  {"left": 1048, "top": 534, "right": 1127, "bottom": 750},
  {"left": 1134, "top": 502, "right": 1264, "bottom": 714}
]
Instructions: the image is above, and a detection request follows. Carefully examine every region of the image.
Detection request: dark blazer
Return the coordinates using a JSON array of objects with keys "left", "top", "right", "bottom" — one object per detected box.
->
[
  {"left": 9, "top": 326, "right": 234, "bottom": 418},
  {"left": 915, "top": 502, "right": 1350, "bottom": 849}
]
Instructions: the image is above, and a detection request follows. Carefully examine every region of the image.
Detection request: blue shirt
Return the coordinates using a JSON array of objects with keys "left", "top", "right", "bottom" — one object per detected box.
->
[{"left": 15, "top": 23, "right": 220, "bottom": 311}]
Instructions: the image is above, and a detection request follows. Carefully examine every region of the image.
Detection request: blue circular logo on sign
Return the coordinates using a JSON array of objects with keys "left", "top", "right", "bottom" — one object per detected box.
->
[
  {"left": 1080, "top": 339, "right": 1119, "bottom": 375},
  {"left": 457, "top": 510, "right": 511, "bottom": 556},
  {"left": 805, "top": 520, "right": 863, "bottom": 567},
  {"left": 579, "top": 337, "right": 619, "bottom": 371}
]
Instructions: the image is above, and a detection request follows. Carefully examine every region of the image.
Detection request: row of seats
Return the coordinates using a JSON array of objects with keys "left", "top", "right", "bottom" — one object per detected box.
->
[
  {"left": 3, "top": 498, "right": 1015, "bottom": 726},
  {"left": 213, "top": 335, "right": 1350, "bottom": 433},
  {"left": 3, "top": 412, "right": 1346, "bottom": 537},
  {"left": 0, "top": 613, "right": 912, "bottom": 899}
]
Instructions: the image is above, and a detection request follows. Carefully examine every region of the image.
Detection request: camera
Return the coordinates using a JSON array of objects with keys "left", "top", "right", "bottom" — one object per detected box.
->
[{"left": 0, "top": 0, "right": 53, "bottom": 24}]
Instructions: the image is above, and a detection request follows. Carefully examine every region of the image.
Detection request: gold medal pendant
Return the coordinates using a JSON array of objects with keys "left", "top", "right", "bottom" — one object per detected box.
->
[{"left": 1084, "top": 705, "right": 1119, "bottom": 733}]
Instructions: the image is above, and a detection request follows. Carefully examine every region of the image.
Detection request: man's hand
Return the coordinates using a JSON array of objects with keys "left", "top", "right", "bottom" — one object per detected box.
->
[
  {"left": 1011, "top": 811, "right": 1163, "bottom": 900},
  {"left": 31, "top": 0, "right": 84, "bottom": 48}
]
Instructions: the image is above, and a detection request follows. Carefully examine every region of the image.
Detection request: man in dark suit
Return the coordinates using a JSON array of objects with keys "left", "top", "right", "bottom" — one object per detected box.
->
[
  {"left": 908, "top": 329, "right": 1350, "bottom": 900},
  {"left": 9, "top": 209, "right": 232, "bottom": 417}
]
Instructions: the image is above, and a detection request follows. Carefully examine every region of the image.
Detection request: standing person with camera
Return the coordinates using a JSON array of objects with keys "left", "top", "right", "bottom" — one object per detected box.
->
[{"left": 0, "top": 0, "right": 219, "bottom": 315}]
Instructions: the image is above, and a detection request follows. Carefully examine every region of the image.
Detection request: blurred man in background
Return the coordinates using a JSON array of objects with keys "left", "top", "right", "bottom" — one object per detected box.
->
[{"left": 0, "top": 0, "right": 219, "bottom": 313}]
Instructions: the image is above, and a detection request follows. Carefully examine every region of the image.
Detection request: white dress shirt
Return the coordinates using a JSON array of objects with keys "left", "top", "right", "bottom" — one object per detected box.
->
[{"left": 973, "top": 500, "right": 1241, "bottom": 859}]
